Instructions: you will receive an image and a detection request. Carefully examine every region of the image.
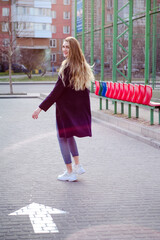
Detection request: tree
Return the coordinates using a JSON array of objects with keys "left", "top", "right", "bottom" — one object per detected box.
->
[
  {"left": 0, "top": 15, "right": 16, "bottom": 94},
  {"left": 0, "top": 13, "right": 31, "bottom": 93},
  {"left": 19, "top": 49, "right": 48, "bottom": 78}
]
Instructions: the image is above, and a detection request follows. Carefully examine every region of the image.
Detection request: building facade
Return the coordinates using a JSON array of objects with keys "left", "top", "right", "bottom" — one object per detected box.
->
[
  {"left": 0, "top": 0, "right": 72, "bottom": 72},
  {"left": 0, "top": 0, "right": 11, "bottom": 69},
  {"left": 50, "top": 0, "right": 72, "bottom": 69},
  {"left": 11, "top": 0, "right": 52, "bottom": 70}
]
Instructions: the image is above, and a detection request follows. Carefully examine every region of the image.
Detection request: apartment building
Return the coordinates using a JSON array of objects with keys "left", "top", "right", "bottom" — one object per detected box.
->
[
  {"left": 0, "top": 0, "right": 11, "bottom": 67},
  {"left": 11, "top": 0, "right": 52, "bottom": 70},
  {"left": 0, "top": 0, "right": 72, "bottom": 71},
  {"left": 50, "top": 0, "right": 72, "bottom": 68}
]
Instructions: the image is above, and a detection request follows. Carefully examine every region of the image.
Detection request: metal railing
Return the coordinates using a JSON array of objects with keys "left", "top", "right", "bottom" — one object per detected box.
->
[{"left": 74, "top": 0, "right": 160, "bottom": 90}]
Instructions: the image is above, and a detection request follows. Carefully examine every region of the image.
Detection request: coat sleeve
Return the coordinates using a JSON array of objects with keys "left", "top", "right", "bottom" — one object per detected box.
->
[{"left": 39, "top": 76, "right": 65, "bottom": 112}]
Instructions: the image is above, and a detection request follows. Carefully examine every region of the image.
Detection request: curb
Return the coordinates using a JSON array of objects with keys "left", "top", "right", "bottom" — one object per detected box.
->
[
  {"left": 0, "top": 81, "right": 55, "bottom": 85},
  {"left": 0, "top": 93, "right": 40, "bottom": 98}
]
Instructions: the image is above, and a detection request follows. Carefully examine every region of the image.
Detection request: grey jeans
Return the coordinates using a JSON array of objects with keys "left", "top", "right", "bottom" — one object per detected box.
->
[{"left": 57, "top": 130, "right": 79, "bottom": 164}]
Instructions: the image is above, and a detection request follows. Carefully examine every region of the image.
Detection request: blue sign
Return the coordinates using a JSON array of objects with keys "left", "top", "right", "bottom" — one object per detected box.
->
[{"left": 77, "top": 0, "right": 83, "bottom": 33}]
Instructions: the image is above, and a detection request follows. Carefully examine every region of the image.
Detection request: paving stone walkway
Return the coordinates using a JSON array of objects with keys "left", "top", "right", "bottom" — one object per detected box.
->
[{"left": 0, "top": 98, "right": 160, "bottom": 240}]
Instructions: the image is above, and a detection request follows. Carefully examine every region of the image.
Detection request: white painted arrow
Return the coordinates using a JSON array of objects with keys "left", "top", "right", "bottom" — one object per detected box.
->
[{"left": 9, "top": 202, "right": 67, "bottom": 233}]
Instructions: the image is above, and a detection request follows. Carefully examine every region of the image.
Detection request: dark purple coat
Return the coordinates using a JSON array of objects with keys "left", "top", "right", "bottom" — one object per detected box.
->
[{"left": 39, "top": 68, "right": 92, "bottom": 138}]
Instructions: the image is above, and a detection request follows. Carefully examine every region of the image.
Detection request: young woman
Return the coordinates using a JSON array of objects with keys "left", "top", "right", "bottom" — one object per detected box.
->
[{"left": 32, "top": 36, "right": 94, "bottom": 182}]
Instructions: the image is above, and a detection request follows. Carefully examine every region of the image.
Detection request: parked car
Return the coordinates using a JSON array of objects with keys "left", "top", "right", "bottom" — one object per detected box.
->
[
  {"left": 11, "top": 63, "right": 29, "bottom": 73},
  {"left": 0, "top": 62, "right": 29, "bottom": 73}
]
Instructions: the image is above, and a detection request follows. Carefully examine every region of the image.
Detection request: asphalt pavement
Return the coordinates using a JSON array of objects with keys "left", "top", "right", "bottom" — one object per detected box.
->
[{"left": 0, "top": 95, "right": 160, "bottom": 240}]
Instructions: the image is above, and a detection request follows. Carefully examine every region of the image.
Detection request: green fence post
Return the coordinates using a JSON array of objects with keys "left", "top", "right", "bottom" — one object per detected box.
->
[
  {"left": 75, "top": 0, "right": 77, "bottom": 38},
  {"left": 114, "top": 101, "right": 117, "bottom": 114},
  {"left": 128, "top": 104, "right": 131, "bottom": 118},
  {"left": 91, "top": 0, "right": 94, "bottom": 93},
  {"left": 82, "top": 0, "right": 85, "bottom": 53},
  {"left": 145, "top": 0, "right": 151, "bottom": 85},
  {"left": 100, "top": 98, "right": 102, "bottom": 110},
  {"left": 106, "top": 99, "right": 108, "bottom": 110},
  {"left": 101, "top": 0, "right": 105, "bottom": 82},
  {"left": 152, "top": 0, "right": 157, "bottom": 89},
  {"left": 112, "top": 0, "right": 118, "bottom": 82},
  {"left": 112, "top": 1, "right": 134, "bottom": 83},
  {"left": 121, "top": 102, "right": 124, "bottom": 114},
  {"left": 91, "top": 0, "right": 94, "bottom": 66},
  {"left": 150, "top": 109, "right": 154, "bottom": 125},
  {"left": 127, "top": 0, "right": 133, "bottom": 83},
  {"left": 136, "top": 106, "right": 139, "bottom": 118}
]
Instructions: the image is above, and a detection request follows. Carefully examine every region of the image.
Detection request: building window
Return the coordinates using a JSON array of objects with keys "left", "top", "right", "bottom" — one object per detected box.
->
[
  {"left": 63, "top": 26, "right": 70, "bottom": 34},
  {"left": 35, "top": 8, "right": 40, "bottom": 16},
  {"left": 15, "top": 22, "right": 25, "bottom": 31},
  {"left": 50, "top": 39, "right": 57, "bottom": 48},
  {"left": 38, "top": 8, "right": 43, "bottom": 16},
  {"left": 107, "top": 14, "right": 113, "bottom": 22},
  {"left": 3, "top": 39, "right": 10, "bottom": 47},
  {"left": 2, "top": 53, "right": 8, "bottom": 62},
  {"left": 17, "top": 6, "right": 28, "bottom": 15},
  {"left": 17, "top": 7, "right": 51, "bottom": 17},
  {"left": 35, "top": 23, "right": 50, "bottom": 31},
  {"left": 52, "top": 11, "right": 56, "bottom": 19},
  {"left": 52, "top": 25, "right": 56, "bottom": 33},
  {"left": 64, "top": 0, "right": 70, "bottom": 5},
  {"left": 14, "top": 22, "right": 18, "bottom": 30},
  {"left": 52, "top": 0, "right": 56, "bottom": 3},
  {"left": 2, "top": 23, "right": 9, "bottom": 32},
  {"left": 15, "top": 22, "right": 38, "bottom": 31},
  {"left": 107, "top": 28, "right": 112, "bottom": 36},
  {"left": 107, "top": 56, "right": 111, "bottom": 63},
  {"left": 17, "top": 7, "right": 22, "bottom": 15},
  {"left": 46, "top": 9, "right": 51, "bottom": 17},
  {"left": 2, "top": 8, "right": 10, "bottom": 16},
  {"left": 42, "top": 24, "right": 46, "bottom": 30},
  {"left": 107, "top": 0, "right": 113, "bottom": 8},
  {"left": 63, "top": 11, "right": 70, "bottom": 19},
  {"left": 25, "top": 22, "right": 34, "bottom": 31},
  {"left": 51, "top": 53, "right": 56, "bottom": 62},
  {"left": 29, "top": 8, "right": 34, "bottom": 15},
  {"left": 107, "top": 41, "right": 111, "bottom": 49}
]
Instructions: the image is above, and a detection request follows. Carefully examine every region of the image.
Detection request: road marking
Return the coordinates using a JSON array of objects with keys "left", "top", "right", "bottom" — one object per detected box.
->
[{"left": 9, "top": 202, "right": 67, "bottom": 233}]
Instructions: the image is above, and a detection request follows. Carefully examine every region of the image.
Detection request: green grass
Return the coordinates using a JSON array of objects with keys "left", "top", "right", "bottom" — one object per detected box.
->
[
  {"left": 0, "top": 74, "right": 57, "bottom": 82},
  {"left": 0, "top": 72, "right": 146, "bottom": 83},
  {"left": 0, "top": 72, "right": 25, "bottom": 76}
]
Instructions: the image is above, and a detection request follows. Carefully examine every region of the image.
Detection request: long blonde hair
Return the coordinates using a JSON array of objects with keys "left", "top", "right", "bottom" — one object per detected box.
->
[{"left": 59, "top": 36, "right": 95, "bottom": 91}]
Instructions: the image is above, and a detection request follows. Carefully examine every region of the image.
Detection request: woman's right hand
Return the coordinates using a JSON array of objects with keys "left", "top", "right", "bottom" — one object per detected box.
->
[{"left": 32, "top": 107, "right": 42, "bottom": 119}]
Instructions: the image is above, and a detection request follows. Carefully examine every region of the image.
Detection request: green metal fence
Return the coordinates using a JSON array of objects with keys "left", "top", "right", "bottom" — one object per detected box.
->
[{"left": 75, "top": 0, "right": 160, "bottom": 90}]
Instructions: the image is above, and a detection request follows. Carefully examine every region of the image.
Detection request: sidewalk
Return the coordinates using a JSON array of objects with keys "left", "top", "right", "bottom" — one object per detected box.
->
[{"left": 90, "top": 94, "right": 160, "bottom": 149}]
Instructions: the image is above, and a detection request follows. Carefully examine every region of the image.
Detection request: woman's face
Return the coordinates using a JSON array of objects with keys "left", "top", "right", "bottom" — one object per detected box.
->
[{"left": 62, "top": 41, "right": 70, "bottom": 58}]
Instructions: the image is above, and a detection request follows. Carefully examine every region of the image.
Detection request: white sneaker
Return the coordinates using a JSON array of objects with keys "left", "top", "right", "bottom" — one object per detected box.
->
[
  {"left": 73, "top": 164, "right": 85, "bottom": 175},
  {"left": 57, "top": 171, "right": 77, "bottom": 182}
]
